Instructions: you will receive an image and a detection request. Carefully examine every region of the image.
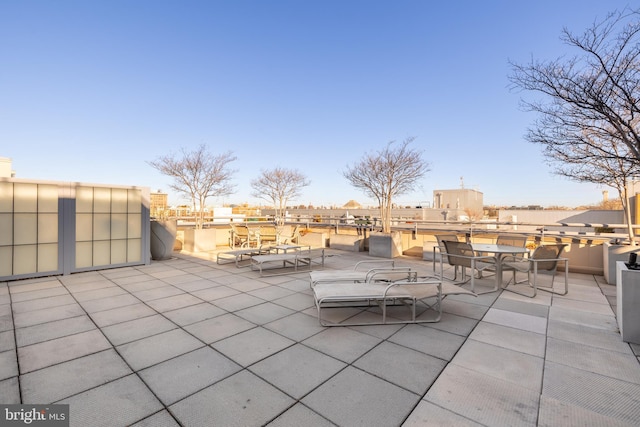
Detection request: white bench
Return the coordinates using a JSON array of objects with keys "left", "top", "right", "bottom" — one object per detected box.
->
[
  {"left": 251, "top": 248, "right": 326, "bottom": 276},
  {"left": 216, "top": 247, "right": 273, "bottom": 267}
]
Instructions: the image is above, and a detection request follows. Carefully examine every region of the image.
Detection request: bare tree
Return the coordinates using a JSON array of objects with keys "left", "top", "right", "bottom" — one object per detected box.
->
[
  {"left": 509, "top": 8, "right": 640, "bottom": 242},
  {"left": 548, "top": 127, "right": 639, "bottom": 240},
  {"left": 251, "top": 167, "right": 310, "bottom": 226},
  {"left": 148, "top": 145, "right": 236, "bottom": 228},
  {"left": 343, "top": 137, "right": 430, "bottom": 233}
]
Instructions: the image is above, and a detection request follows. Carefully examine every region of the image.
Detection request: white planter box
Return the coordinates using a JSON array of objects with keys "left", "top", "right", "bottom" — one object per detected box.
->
[
  {"left": 369, "top": 232, "right": 402, "bottom": 258},
  {"left": 604, "top": 241, "right": 638, "bottom": 285},
  {"left": 298, "top": 232, "right": 328, "bottom": 248},
  {"left": 616, "top": 261, "right": 640, "bottom": 344},
  {"left": 422, "top": 241, "right": 438, "bottom": 261},
  {"left": 330, "top": 234, "right": 364, "bottom": 252},
  {"left": 183, "top": 228, "right": 217, "bottom": 252}
]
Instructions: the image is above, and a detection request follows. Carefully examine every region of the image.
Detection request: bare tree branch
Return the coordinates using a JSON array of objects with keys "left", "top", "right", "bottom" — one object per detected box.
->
[
  {"left": 148, "top": 144, "right": 236, "bottom": 228},
  {"left": 251, "top": 167, "right": 310, "bottom": 226},
  {"left": 343, "top": 137, "right": 430, "bottom": 233},
  {"left": 509, "top": 7, "right": 640, "bottom": 241}
]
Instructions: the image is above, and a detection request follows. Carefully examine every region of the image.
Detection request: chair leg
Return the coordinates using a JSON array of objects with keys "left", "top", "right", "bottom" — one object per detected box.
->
[
  {"left": 468, "top": 262, "right": 498, "bottom": 295},
  {"left": 438, "top": 257, "right": 460, "bottom": 282},
  {"left": 502, "top": 269, "right": 536, "bottom": 298},
  {"left": 536, "top": 262, "right": 569, "bottom": 295}
]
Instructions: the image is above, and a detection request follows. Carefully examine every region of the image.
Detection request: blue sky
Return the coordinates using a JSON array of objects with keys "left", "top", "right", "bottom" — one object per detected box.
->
[{"left": 1, "top": 0, "right": 632, "bottom": 208}]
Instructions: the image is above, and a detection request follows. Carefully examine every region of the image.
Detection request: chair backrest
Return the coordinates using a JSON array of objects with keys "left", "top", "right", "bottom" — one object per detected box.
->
[
  {"left": 287, "top": 225, "right": 301, "bottom": 243},
  {"left": 259, "top": 225, "right": 277, "bottom": 242},
  {"left": 496, "top": 234, "right": 528, "bottom": 248},
  {"left": 442, "top": 240, "right": 475, "bottom": 268},
  {"left": 237, "top": 225, "right": 249, "bottom": 237},
  {"left": 436, "top": 234, "right": 459, "bottom": 264},
  {"left": 230, "top": 224, "right": 249, "bottom": 237},
  {"left": 531, "top": 244, "right": 567, "bottom": 271},
  {"left": 436, "top": 234, "right": 459, "bottom": 247}
]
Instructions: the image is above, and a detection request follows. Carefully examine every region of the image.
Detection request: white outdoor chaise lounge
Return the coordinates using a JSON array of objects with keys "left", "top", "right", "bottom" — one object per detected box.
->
[
  {"left": 313, "top": 277, "right": 476, "bottom": 326},
  {"left": 309, "top": 260, "right": 403, "bottom": 288}
]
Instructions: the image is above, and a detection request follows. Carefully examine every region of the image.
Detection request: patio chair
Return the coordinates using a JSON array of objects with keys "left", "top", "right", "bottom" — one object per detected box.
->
[
  {"left": 501, "top": 243, "right": 568, "bottom": 298},
  {"left": 496, "top": 234, "right": 528, "bottom": 249},
  {"left": 479, "top": 234, "right": 530, "bottom": 278},
  {"left": 259, "top": 225, "right": 278, "bottom": 245},
  {"left": 433, "top": 234, "right": 460, "bottom": 277},
  {"left": 229, "top": 224, "right": 249, "bottom": 248},
  {"left": 441, "top": 240, "right": 497, "bottom": 293},
  {"left": 281, "top": 225, "right": 301, "bottom": 245}
]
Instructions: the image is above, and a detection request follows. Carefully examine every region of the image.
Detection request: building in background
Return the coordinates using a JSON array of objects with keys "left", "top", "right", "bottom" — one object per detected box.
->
[
  {"left": 150, "top": 191, "right": 168, "bottom": 218},
  {"left": 433, "top": 188, "right": 483, "bottom": 214},
  {"left": 1, "top": 157, "right": 15, "bottom": 178}
]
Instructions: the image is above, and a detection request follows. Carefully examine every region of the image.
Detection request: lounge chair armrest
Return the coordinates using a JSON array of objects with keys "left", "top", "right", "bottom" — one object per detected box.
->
[
  {"left": 382, "top": 280, "right": 442, "bottom": 299},
  {"left": 354, "top": 260, "right": 395, "bottom": 271}
]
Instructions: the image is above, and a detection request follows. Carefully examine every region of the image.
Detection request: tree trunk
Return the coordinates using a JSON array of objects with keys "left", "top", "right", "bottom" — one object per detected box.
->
[{"left": 621, "top": 186, "right": 636, "bottom": 245}]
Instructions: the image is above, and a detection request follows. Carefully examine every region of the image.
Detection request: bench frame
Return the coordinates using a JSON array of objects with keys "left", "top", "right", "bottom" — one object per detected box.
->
[
  {"left": 216, "top": 247, "right": 274, "bottom": 267},
  {"left": 250, "top": 248, "right": 326, "bottom": 276}
]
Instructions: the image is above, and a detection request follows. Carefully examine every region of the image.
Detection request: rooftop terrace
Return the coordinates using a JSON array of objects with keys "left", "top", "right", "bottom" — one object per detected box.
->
[{"left": 1, "top": 249, "right": 639, "bottom": 426}]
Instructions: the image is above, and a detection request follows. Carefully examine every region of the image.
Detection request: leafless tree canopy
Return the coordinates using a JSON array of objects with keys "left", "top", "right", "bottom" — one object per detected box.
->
[
  {"left": 510, "top": 8, "right": 640, "bottom": 162},
  {"left": 251, "top": 167, "right": 310, "bottom": 221},
  {"left": 148, "top": 144, "right": 236, "bottom": 227},
  {"left": 343, "top": 137, "right": 430, "bottom": 233},
  {"left": 509, "top": 8, "right": 640, "bottom": 240}
]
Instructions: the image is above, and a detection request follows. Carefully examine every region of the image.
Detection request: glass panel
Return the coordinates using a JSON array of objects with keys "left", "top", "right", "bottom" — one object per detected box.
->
[
  {"left": 111, "top": 188, "right": 128, "bottom": 213},
  {"left": 93, "top": 214, "right": 111, "bottom": 240},
  {"left": 13, "top": 183, "right": 38, "bottom": 212},
  {"left": 14, "top": 245, "right": 37, "bottom": 275},
  {"left": 0, "top": 213, "right": 12, "bottom": 245},
  {"left": 128, "top": 189, "right": 142, "bottom": 213},
  {"left": 38, "top": 213, "right": 58, "bottom": 243},
  {"left": 111, "top": 214, "right": 127, "bottom": 239},
  {"left": 76, "top": 214, "right": 93, "bottom": 241},
  {"left": 76, "top": 186, "right": 94, "bottom": 213},
  {"left": 76, "top": 242, "right": 93, "bottom": 268},
  {"left": 0, "top": 246, "right": 12, "bottom": 276},
  {"left": 38, "top": 185, "right": 59, "bottom": 212},
  {"left": 128, "top": 214, "right": 142, "bottom": 238},
  {"left": 111, "top": 239, "right": 127, "bottom": 264},
  {"left": 127, "top": 239, "right": 141, "bottom": 262},
  {"left": 38, "top": 243, "right": 58, "bottom": 272},
  {"left": 0, "top": 182, "right": 13, "bottom": 212},
  {"left": 93, "top": 241, "right": 110, "bottom": 266},
  {"left": 93, "top": 187, "right": 111, "bottom": 213},
  {"left": 14, "top": 214, "right": 37, "bottom": 245}
]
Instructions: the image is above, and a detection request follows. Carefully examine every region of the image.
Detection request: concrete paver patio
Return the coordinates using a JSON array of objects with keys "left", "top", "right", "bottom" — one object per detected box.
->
[{"left": 1, "top": 249, "right": 639, "bottom": 426}]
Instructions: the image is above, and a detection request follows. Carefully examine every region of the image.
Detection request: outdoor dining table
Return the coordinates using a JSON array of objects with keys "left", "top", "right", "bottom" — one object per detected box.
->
[{"left": 470, "top": 243, "right": 530, "bottom": 288}]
